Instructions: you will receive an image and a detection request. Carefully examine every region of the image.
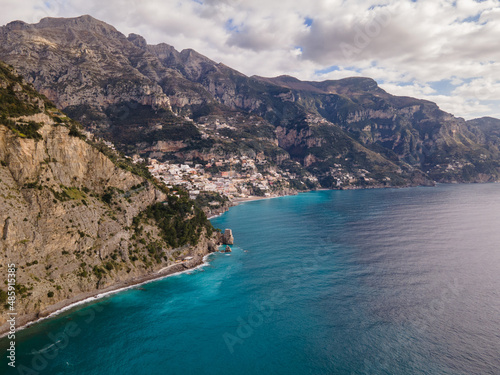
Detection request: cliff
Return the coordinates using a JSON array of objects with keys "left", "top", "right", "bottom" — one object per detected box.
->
[
  {"left": 0, "top": 62, "right": 217, "bottom": 333},
  {"left": 0, "top": 15, "right": 499, "bottom": 188}
]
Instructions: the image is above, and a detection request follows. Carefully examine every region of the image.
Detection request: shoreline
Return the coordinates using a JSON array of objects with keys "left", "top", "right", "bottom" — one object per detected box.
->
[
  {"left": 0, "top": 184, "right": 444, "bottom": 337},
  {"left": 207, "top": 194, "right": 287, "bottom": 219},
  {"left": 0, "top": 253, "right": 215, "bottom": 338},
  {"left": 231, "top": 194, "right": 289, "bottom": 204},
  {"left": 209, "top": 184, "right": 433, "bottom": 220},
  {"left": 1, "top": 183, "right": 489, "bottom": 337}
]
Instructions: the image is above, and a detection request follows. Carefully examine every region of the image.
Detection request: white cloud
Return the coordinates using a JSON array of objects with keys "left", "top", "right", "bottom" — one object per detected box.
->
[
  {"left": 1, "top": 0, "right": 500, "bottom": 119},
  {"left": 453, "top": 78, "right": 500, "bottom": 101}
]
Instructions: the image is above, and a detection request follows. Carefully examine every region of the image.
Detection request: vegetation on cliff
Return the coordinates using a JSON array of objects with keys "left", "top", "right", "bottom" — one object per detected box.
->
[
  {"left": 0, "top": 61, "right": 216, "bottom": 325},
  {"left": 2, "top": 16, "right": 499, "bottom": 187},
  {"left": 133, "top": 195, "right": 213, "bottom": 249}
]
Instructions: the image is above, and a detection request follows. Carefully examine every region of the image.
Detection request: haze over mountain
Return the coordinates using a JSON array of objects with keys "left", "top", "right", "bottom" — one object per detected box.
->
[{"left": 1, "top": 15, "right": 500, "bottom": 187}]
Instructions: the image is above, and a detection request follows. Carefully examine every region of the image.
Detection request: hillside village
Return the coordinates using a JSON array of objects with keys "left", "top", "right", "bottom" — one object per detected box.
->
[
  {"left": 132, "top": 115, "right": 383, "bottom": 200},
  {"left": 144, "top": 156, "right": 311, "bottom": 200},
  {"left": 82, "top": 123, "right": 403, "bottom": 202}
]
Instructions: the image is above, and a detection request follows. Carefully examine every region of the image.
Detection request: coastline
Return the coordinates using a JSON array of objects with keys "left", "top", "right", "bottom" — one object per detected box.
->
[
  {"left": 0, "top": 183, "right": 484, "bottom": 338},
  {"left": 1, "top": 186, "right": 432, "bottom": 337},
  {"left": 207, "top": 194, "right": 287, "bottom": 219},
  {"left": 209, "top": 184, "right": 435, "bottom": 220},
  {"left": 231, "top": 194, "right": 287, "bottom": 204},
  {"left": 0, "top": 252, "right": 215, "bottom": 338}
]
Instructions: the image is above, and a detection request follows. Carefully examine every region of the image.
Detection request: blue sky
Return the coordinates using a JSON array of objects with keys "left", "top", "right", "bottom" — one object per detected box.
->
[{"left": 1, "top": 0, "right": 500, "bottom": 120}]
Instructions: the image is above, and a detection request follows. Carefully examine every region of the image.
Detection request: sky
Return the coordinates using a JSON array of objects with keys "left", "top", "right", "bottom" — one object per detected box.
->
[{"left": 1, "top": 0, "right": 499, "bottom": 120}]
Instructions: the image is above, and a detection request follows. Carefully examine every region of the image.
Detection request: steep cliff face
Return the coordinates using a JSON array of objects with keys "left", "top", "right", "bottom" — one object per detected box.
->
[
  {"left": 467, "top": 117, "right": 500, "bottom": 147},
  {"left": 1, "top": 16, "right": 172, "bottom": 108},
  {"left": 1, "top": 15, "right": 499, "bottom": 186},
  {"left": 0, "top": 16, "right": 286, "bottom": 177},
  {"left": 0, "top": 62, "right": 216, "bottom": 330},
  {"left": 244, "top": 76, "right": 500, "bottom": 182},
  {"left": 0, "top": 15, "right": 217, "bottom": 115}
]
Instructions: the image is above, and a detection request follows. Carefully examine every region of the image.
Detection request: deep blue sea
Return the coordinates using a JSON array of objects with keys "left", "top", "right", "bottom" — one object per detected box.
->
[{"left": 2, "top": 184, "right": 500, "bottom": 374}]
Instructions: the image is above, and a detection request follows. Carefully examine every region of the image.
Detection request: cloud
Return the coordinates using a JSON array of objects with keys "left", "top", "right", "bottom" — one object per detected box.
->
[
  {"left": 0, "top": 0, "right": 60, "bottom": 24},
  {"left": 0, "top": 0, "right": 499, "bottom": 119}
]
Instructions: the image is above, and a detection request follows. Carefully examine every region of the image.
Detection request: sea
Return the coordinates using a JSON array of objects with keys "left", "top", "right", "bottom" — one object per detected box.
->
[{"left": 1, "top": 184, "right": 500, "bottom": 374}]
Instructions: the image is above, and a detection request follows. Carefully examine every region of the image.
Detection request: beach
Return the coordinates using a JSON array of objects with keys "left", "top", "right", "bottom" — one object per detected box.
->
[
  {"left": 1, "top": 194, "right": 286, "bottom": 337},
  {"left": 0, "top": 253, "right": 214, "bottom": 338},
  {"left": 4, "top": 185, "right": 500, "bottom": 375}
]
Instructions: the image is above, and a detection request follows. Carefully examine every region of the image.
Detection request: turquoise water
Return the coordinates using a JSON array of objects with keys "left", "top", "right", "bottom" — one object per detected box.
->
[{"left": 2, "top": 184, "right": 500, "bottom": 374}]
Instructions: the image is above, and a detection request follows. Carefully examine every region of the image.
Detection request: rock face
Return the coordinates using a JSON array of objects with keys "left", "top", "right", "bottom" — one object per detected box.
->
[
  {"left": 0, "top": 62, "right": 217, "bottom": 332},
  {"left": 222, "top": 229, "right": 234, "bottom": 245},
  {"left": 0, "top": 16, "right": 172, "bottom": 111},
  {"left": 0, "top": 16, "right": 294, "bottom": 187},
  {"left": 0, "top": 15, "right": 499, "bottom": 186}
]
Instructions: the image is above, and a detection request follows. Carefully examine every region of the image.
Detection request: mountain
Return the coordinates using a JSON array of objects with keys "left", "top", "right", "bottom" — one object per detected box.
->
[
  {"left": 467, "top": 117, "right": 500, "bottom": 146},
  {"left": 242, "top": 76, "right": 500, "bottom": 183},
  {"left": 0, "top": 61, "right": 218, "bottom": 332},
  {"left": 0, "top": 15, "right": 499, "bottom": 187}
]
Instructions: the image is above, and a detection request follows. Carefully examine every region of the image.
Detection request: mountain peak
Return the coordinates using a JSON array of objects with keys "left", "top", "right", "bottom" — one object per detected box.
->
[
  {"left": 128, "top": 33, "right": 147, "bottom": 48},
  {"left": 275, "top": 75, "right": 301, "bottom": 82},
  {"left": 34, "top": 15, "right": 119, "bottom": 34},
  {"left": 179, "top": 48, "right": 215, "bottom": 63},
  {"left": 335, "top": 76, "right": 379, "bottom": 89},
  {"left": 4, "top": 20, "right": 29, "bottom": 30}
]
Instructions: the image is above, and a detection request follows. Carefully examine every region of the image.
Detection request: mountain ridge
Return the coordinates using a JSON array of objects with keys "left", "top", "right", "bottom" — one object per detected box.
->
[
  {"left": 0, "top": 60, "right": 219, "bottom": 333},
  {"left": 1, "top": 15, "right": 499, "bottom": 186}
]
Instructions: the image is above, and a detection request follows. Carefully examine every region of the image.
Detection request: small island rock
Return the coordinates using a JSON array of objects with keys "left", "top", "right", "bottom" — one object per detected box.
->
[{"left": 222, "top": 229, "right": 234, "bottom": 245}]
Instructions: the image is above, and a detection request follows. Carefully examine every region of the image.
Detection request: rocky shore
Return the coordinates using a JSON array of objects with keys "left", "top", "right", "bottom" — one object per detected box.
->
[{"left": 0, "top": 235, "right": 222, "bottom": 337}]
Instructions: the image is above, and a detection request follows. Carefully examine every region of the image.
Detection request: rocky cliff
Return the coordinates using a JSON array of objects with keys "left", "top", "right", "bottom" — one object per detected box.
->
[
  {"left": 248, "top": 76, "right": 500, "bottom": 183},
  {"left": 0, "top": 15, "right": 499, "bottom": 187},
  {"left": 0, "top": 62, "right": 217, "bottom": 333},
  {"left": 0, "top": 16, "right": 293, "bottom": 184}
]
